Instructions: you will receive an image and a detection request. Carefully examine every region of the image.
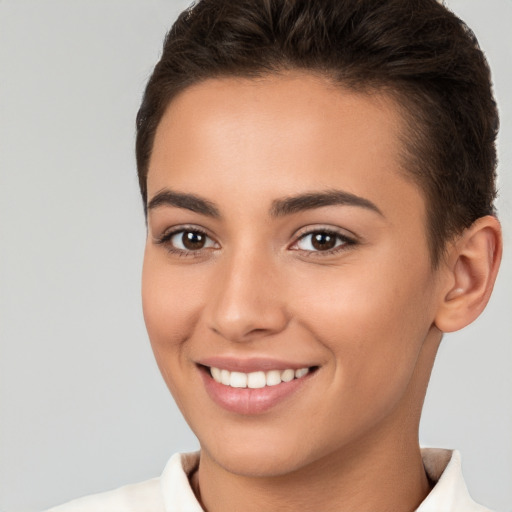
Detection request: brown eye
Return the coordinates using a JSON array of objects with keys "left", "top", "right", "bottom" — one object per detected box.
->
[
  {"left": 166, "top": 229, "right": 217, "bottom": 252},
  {"left": 311, "top": 232, "right": 337, "bottom": 251},
  {"left": 182, "top": 231, "right": 206, "bottom": 250},
  {"left": 294, "top": 229, "right": 353, "bottom": 253}
]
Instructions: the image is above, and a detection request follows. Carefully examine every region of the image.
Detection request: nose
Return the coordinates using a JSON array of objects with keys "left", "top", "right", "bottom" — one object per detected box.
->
[{"left": 206, "top": 249, "right": 289, "bottom": 343}]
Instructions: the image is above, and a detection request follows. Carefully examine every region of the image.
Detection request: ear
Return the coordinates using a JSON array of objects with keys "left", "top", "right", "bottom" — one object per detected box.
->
[{"left": 434, "top": 215, "right": 502, "bottom": 333}]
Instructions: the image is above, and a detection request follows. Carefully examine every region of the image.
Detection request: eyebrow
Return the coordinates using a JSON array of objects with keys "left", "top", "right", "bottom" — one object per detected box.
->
[
  {"left": 147, "top": 189, "right": 221, "bottom": 218},
  {"left": 147, "top": 188, "right": 383, "bottom": 219},
  {"left": 269, "top": 189, "right": 383, "bottom": 218}
]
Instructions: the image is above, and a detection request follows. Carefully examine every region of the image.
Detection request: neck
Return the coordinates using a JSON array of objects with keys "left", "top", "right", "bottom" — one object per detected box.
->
[{"left": 194, "top": 429, "right": 430, "bottom": 512}]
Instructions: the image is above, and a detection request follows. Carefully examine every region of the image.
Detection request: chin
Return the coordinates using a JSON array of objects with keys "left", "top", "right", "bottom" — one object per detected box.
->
[
  {"left": 207, "top": 446, "right": 310, "bottom": 478},
  {"left": 196, "top": 421, "right": 328, "bottom": 478}
]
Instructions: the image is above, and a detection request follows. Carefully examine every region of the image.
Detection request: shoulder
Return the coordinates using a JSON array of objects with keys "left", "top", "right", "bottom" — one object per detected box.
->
[
  {"left": 45, "top": 477, "right": 164, "bottom": 512},
  {"left": 45, "top": 452, "right": 201, "bottom": 512}
]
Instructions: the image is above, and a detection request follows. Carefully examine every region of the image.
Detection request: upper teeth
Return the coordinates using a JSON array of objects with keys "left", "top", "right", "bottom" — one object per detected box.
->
[{"left": 210, "top": 367, "right": 311, "bottom": 388}]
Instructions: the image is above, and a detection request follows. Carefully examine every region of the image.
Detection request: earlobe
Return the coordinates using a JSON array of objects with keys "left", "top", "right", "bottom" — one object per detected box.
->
[{"left": 434, "top": 215, "right": 502, "bottom": 333}]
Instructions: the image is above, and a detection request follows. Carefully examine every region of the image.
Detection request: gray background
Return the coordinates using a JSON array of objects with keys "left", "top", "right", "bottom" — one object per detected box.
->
[{"left": 0, "top": 1, "right": 510, "bottom": 511}]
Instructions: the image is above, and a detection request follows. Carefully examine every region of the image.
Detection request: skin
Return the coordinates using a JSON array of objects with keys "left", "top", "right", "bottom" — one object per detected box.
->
[{"left": 142, "top": 72, "right": 502, "bottom": 512}]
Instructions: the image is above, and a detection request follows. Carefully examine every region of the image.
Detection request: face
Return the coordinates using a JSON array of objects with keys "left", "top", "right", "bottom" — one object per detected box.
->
[{"left": 142, "top": 73, "right": 444, "bottom": 477}]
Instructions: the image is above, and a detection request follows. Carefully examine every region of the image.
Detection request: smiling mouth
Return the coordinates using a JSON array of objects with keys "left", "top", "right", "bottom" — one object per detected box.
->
[{"left": 205, "top": 365, "right": 318, "bottom": 389}]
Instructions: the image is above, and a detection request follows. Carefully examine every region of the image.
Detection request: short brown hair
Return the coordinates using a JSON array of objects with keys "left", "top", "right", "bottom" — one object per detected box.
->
[{"left": 136, "top": 0, "right": 499, "bottom": 265}]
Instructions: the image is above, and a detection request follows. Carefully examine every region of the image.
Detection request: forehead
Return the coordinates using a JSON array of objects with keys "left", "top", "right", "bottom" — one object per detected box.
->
[{"left": 148, "top": 72, "right": 425, "bottom": 221}]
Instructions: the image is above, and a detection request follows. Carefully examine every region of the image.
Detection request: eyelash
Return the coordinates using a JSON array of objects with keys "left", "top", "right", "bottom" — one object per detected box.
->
[{"left": 155, "top": 226, "right": 357, "bottom": 258}]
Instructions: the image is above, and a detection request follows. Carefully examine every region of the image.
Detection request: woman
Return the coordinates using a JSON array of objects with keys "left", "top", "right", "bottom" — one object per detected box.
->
[
  {"left": 2, "top": 0, "right": 507, "bottom": 510},
  {"left": 131, "top": 2, "right": 503, "bottom": 510}
]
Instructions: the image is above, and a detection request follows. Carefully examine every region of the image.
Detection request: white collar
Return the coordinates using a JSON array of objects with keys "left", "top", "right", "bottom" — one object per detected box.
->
[
  {"left": 161, "top": 452, "right": 203, "bottom": 512},
  {"left": 160, "top": 448, "right": 491, "bottom": 512},
  {"left": 417, "top": 448, "right": 492, "bottom": 511}
]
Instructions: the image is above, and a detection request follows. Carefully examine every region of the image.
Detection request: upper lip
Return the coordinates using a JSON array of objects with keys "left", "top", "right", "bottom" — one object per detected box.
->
[{"left": 197, "top": 356, "right": 317, "bottom": 373}]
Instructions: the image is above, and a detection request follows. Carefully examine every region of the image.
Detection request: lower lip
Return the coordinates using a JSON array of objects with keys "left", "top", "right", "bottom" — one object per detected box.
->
[{"left": 200, "top": 368, "right": 313, "bottom": 415}]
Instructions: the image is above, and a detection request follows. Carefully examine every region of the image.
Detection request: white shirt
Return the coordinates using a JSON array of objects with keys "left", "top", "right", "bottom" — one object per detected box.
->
[{"left": 46, "top": 448, "right": 493, "bottom": 512}]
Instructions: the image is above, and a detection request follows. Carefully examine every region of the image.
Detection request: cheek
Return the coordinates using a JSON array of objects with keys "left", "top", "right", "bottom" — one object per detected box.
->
[
  {"left": 289, "top": 260, "right": 435, "bottom": 400},
  {"left": 141, "top": 249, "right": 211, "bottom": 418},
  {"left": 141, "top": 249, "right": 202, "bottom": 367}
]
